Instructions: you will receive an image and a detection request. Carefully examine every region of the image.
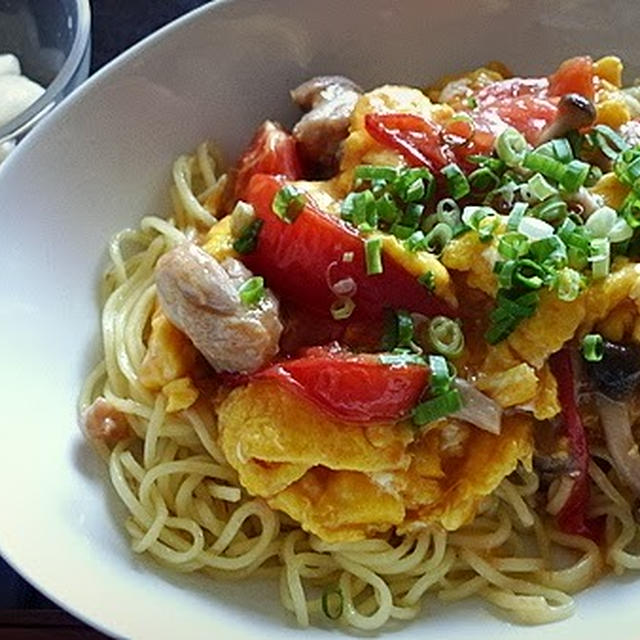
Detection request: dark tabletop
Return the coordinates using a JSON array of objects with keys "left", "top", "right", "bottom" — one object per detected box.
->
[{"left": 0, "top": 0, "right": 209, "bottom": 635}]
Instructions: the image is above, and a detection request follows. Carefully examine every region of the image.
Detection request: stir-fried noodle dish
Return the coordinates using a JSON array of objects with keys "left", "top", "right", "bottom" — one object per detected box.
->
[{"left": 81, "top": 55, "right": 640, "bottom": 629}]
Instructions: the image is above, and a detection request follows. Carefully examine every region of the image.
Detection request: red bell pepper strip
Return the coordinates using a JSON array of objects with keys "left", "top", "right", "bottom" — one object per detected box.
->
[
  {"left": 548, "top": 56, "right": 595, "bottom": 101},
  {"left": 233, "top": 120, "right": 301, "bottom": 200},
  {"left": 242, "top": 173, "right": 455, "bottom": 320},
  {"left": 549, "top": 348, "right": 593, "bottom": 537},
  {"left": 255, "top": 345, "right": 429, "bottom": 422}
]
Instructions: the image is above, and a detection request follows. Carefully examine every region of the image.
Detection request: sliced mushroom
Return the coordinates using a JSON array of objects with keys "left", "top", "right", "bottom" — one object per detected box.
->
[
  {"left": 291, "top": 75, "right": 362, "bottom": 174},
  {"left": 155, "top": 243, "right": 282, "bottom": 374},
  {"left": 585, "top": 339, "right": 640, "bottom": 400},
  {"left": 537, "top": 93, "right": 596, "bottom": 144}
]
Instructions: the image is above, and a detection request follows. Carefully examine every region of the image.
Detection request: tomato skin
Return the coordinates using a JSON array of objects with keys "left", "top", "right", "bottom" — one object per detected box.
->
[
  {"left": 242, "top": 174, "right": 455, "bottom": 320},
  {"left": 474, "top": 78, "right": 557, "bottom": 144},
  {"left": 255, "top": 345, "right": 429, "bottom": 422},
  {"left": 548, "top": 56, "right": 595, "bottom": 101},
  {"left": 365, "top": 113, "right": 455, "bottom": 171},
  {"left": 549, "top": 348, "right": 597, "bottom": 539},
  {"left": 234, "top": 121, "right": 302, "bottom": 199}
]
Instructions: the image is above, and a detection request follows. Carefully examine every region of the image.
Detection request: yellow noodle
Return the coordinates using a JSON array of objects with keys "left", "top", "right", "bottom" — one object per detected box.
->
[{"left": 80, "top": 142, "right": 640, "bottom": 633}]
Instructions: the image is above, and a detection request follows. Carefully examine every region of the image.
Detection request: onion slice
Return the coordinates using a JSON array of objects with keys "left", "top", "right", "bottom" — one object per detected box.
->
[
  {"left": 453, "top": 378, "right": 502, "bottom": 434},
  {"left": 596, "top": 394, "right": 640, "bottom": 496}
]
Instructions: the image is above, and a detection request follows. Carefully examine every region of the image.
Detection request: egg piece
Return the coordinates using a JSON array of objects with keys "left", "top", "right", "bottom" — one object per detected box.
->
[
  {"left": 532, "top": 363, "right": 560, "bottom": 420},
  {"left": 337, "top": 85, "right": 453, "bottom": 191},
  {"left": 218, "top": 380, "right": 413, "bottom": 496},
  {"left": 507, "top": 292, "right": 586, "bottom": 369},
  {"left": 139, "top": 309, "right": 199, "bottom": 390},
  {"left": 399, "top": 414, "right": 533, "bottom": 532},
  {"left": 162, "top": 376, "right": 199, "bottom": 413},
  {"left": 268, "top": 468, "right": 405, "bottom": 542},
  {"left": 202, "top": 215, "right": 237, "bottom": 262},
  {"left": 476, "top": 362, "right": 539, "bottom": 407},
  {"left": 590, "top": 173, "right": 630, "bottom": 210}
]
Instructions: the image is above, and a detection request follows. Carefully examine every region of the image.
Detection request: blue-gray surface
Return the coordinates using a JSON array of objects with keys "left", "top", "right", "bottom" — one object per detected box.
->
[{"left": 0, "top": 0, "right": 209, "bottom": 610}]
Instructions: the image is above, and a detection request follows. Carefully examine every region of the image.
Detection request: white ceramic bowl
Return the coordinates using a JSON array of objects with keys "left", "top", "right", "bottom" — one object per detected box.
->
[{"left": 1, "top": 0, "right": 640, "bottom": 637}]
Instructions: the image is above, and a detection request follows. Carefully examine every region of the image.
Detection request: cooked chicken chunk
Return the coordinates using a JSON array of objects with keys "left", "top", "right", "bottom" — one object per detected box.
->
[
  {"left": 82, "top": 397, "right": 130, "bottom": 443},
  {"left": 155, "top": 243, "right": 282, "bottom": 373},
  {"left": 291, "top": 75, "right": 362, "bottom": 171}
]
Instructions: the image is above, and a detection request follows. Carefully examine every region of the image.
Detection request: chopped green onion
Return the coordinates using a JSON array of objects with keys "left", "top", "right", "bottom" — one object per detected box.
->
[
  {"left": 365, "top": 237, "right": 383, "bottom": 275},
  {"left": 536, "top": 138, "right": 574, "bottom": 163},
  {"left": 424, "top": 222, "right": 453, "bottom": 255},
  {"left": 553, "top": 267, "right": 583, "bottom": 301},
  {"left": 530, "top": 197, "right": 568, "bottom": 224},
  {"left": 272, "top": 185, "right": 306, "bottom": 222},
  {"left": 379, "top": 350, "right": 427, "bottom": 366},
  {"left": 585, "top": 206, "right": 617, "bottom": 238},
  {"left": 622, "top": 193, "right": 640, "bottom": 229},
  {"left": 436, "top": 198, "right": 461, "bottom": 227},
  {"left": 589, "top": 237, "right": 610, "bottom": 280},
  {"left": 467, "top": 154, "right": 506, "bottom": 173},
  {"left": 496, "top": 128, "right": 528, "bottom": 167},
  {"left": 395, "top": 167, "right": 434, "bottom": 202},
  {"left": 401, "top": 202, "right": 424, "bottom": 228},
  {"left": 466, "top": 96, "right": 478, "bottom": 109},
  {"left": 469, "top": 166, "right": 500, "bottom": 192},
  {"left": 518, "top": 216, "right": 555, "bottom": 240},
  {"left": 528, "top": 235, "right": 567, "bottom": 266},
  {"left": 462, "top": 205, "right": 496, "bottom": 228},
  {"left": 412, "top": 389, "right": 463, "bottom": 425},
  {"left": 560, "top": 159, "right": 590, "bottom": 193},
  {"left": 238, "top": 276, "right": 265, "bottom": 306},
  {"left": 615, "top": 148, "right": 640, "bottom": 189},
  {"left": 591, "top": 124, "right": 629, "bottom": 160},
  {"left": 341, "top": 190, "right": 375, "bottom": 226},
  {"left": 442, "top": 163, "right": 471, "bottom": 199},
  {"left": 376, "top": 192, "right": 400, "bottom": 224},
  {"left": 404, "top": 230, "right": 426, "bottom": 252},
  {"left": 523, "top": 152, "right": 566, "bottom": 181},
  {"left": 428, "top": 354, "right": 453, "bottom": 395},
  {"left": 581, "top": 333, "right": 604, "bottom": 362},
  {"left": 498, "top": 232, "right": 530, "bottom": 259},
  {"left": 513, "top": 259, "right": 546, "bottom": 290},
  {"left": 608, "top": 217, "right": 634, "bottom": 243},
  {"left": 428, "top": 316, "right": 465, "bottom": 358},
  {"left": 419, "top": 271, "right": 436, "bottom": 291},
  {"left": 396, "top": 310, "right": 414, "bottom": 347},
  {"left": 330, "top": 297, "right": 355, "bottom": 320},
  {"left": 322, "top": 586, "right": 344, "bottom": 620},
  {"left": 525, "top": 174, "right": 558, "bottom": 202},
  {"left": 507, "top": 202, "right": 528, "bottom": 231},
  {"left": 390, "top": 223, "right": 415, "bottom": 239},
  {"left": 355, "top": 165, "right": 398, "bottom": 182},
  {"left": 232, "top": 218, "right": 263, "bottom": 254}
]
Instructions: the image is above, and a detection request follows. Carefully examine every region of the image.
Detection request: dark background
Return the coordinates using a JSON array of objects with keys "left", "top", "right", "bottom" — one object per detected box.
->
[{"left": 0, "top": 0, "right": 209, "bottom": 633}]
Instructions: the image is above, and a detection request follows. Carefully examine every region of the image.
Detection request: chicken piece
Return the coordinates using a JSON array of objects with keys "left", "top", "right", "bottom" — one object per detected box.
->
[
  {"left": 155, "top": 243, "right": 282, "bottom": 373},
  {"left": 291, "top": 76, "right": 362, "bottom": 172},
  {"left": 82, "top": 397, "right": 130, "bottom": 443}
]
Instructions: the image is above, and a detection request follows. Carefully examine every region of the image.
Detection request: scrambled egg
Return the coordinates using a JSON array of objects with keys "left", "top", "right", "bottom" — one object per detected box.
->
[
  {"left": 140, "top": 309, "right": 199, "bottom": 390},
  {"left": 218, "top": 380, "right": 532, "bottom": 541}
]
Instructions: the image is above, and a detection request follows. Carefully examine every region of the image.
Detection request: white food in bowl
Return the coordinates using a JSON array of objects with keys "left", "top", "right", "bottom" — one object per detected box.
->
[
  {"left": 0, "top": 53, "right": 44, "bottom": 162},
  {"left": 1, "top": 1, "right": 640, "bottom": 639}
]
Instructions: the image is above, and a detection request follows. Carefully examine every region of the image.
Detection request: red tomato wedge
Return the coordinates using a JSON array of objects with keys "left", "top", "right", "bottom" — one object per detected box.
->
[
  {"left": 255, "top": 345, "right": 429, "bottom": 422},
  {"left": 242, "top": 174, "right": 456, "bottom": 320},
  {"left": 365, "top": 113, "right": 455, "bottom": 171},
  {"left": 234, "top": 120, "right": 302, "bottom": 200},
  {"left": 548, "top": 56, "right": 595, "bottom": 101},
  {"left": 474, "top": 78, "right": 557, "bottom": 144},
  {"left": 549, "top": 348, "right": 596, "bottom": 539}
]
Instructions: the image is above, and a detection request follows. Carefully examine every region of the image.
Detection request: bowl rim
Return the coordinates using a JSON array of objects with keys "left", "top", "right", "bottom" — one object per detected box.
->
[{"left": 0, "top": 0, "right": 92, "bottom": 144}]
